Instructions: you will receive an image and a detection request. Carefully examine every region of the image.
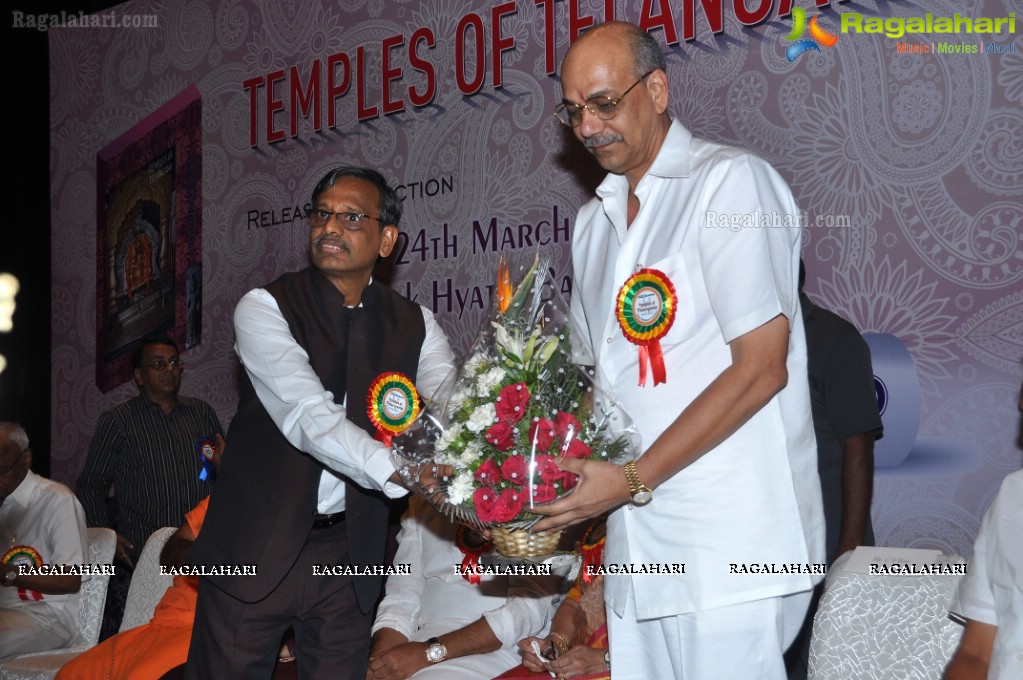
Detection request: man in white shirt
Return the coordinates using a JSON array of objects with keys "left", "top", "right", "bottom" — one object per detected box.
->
[
  {"left": 186, "top": 167, "right": 455, "bottom": 680},
  {"left": 0, "top": 422, "right": 89, "bottom": 660},
  {"left": 534, "top": 21, "right": 824, "bottom": 680},
  {"left": 366, "top": 497, "right": 558, "bottom": 679},
  {"left": 944, "top": 386, "right": 1023, "bottom": 680}
]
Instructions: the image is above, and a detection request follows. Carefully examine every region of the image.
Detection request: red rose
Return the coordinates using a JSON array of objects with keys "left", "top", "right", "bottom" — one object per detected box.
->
[
  {"left": 491, "top": 487, "right": 525, "bottom": 523},
  {"left": 473, "top": 487, "right": 499, "bottom": 523},
  {"left": 561, "top": 437, "right": 592, "bottom": 460},
  {"left": 560, "top": 471, "right": 579, "bottom": 491},
  {"left": 484, "top": 421, "right": 516, "bottom": 451},
  {"left": 525, "top": 482, "right": 558, "bottom": 504},
  {"left": 526, "top": 418, "right": 556, "bottom": 452},
  {"left": 501, "top": 455, "right": 529, "bottom": 484},
  {"left": 474, "top": 459, "right": 501, "bottom": 486},
  {"left": 533, "top": 454, "right": 562, "bottom": 484},
  {"left": 554, "top": 412, "right": 582, "bottom": 438},
  {"left": 495, "top": 383, "right": 530, "bottom": 423}
]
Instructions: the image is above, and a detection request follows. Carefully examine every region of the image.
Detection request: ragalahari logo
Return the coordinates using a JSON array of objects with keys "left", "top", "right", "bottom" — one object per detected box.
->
[{"left": 784, "top": 7, "right": 839, "bottom": 62}]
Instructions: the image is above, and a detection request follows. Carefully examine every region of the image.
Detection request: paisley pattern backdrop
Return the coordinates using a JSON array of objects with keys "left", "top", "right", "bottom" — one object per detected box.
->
[{"left": 49, "top": 0, "right": 1022, "bottom": 558}]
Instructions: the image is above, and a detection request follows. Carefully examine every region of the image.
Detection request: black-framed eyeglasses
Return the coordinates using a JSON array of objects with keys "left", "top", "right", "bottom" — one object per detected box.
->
[
  {"left": 140, "top": 358, "right": 184, "bottom": 371},
  {"left": 307, "top": 209, "right": 382, "bottom": 232},
  {"left": 554, "top": 70, "right": 654, "bottom": 127},
  {"left": 0, "top": 448, "right": 27, "bottom": 477}
]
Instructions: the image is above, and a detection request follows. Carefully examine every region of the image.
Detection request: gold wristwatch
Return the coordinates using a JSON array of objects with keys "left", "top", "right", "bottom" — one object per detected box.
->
[{"left": 624, "top": 461, "right": 652, "bottom": 506}]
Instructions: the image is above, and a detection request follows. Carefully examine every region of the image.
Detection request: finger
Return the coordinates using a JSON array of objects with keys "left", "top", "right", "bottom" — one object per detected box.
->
[
  {"left": 531, "top": 511, "right": 585, "bottom": 534},
  {"left": 553, "top": 456, "right": 585, "bottom": 474}
]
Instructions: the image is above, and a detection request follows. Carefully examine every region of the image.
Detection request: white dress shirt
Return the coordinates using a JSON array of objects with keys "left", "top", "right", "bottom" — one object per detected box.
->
[
  {"left": 571, "top": 119, "right": 824, "bottom": 620},
  {"left": 233, "top": 286, "right": 455, "bottom": 513},
  {"left": 949, "top": 468, "right": 1023, "bottom": 680}
]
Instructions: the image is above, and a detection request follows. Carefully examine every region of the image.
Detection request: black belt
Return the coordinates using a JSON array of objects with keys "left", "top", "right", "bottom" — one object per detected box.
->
[{"left": 311, "top": 511, "right": 346, "bottom": 530}]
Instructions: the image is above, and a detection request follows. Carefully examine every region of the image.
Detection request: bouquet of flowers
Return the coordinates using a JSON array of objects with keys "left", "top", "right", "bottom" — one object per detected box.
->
[{"left": 393, "top": 255, "right": 636, "bottom": 557}]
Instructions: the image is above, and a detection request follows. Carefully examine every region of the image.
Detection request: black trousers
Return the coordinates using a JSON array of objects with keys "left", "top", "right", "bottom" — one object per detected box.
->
[{"left": 185, "top": 520, "right": 372, "bottom": 680}]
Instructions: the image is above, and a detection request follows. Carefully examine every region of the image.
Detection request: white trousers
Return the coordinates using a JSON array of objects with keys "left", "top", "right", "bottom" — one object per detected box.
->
[{"left": 607, "top": 587, "right": 813, "bottom": 680}]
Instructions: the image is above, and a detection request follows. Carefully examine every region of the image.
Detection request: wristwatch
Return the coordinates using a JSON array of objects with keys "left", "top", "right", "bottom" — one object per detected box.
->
[
  {"left": 624, "top": 461, "right": 653, "bottom": 506},
  {"left": 425, "top": 637, "right": 447, "bottom": 663}
]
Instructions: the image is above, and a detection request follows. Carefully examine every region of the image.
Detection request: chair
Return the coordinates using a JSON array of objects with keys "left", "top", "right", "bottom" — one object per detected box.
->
[
  {"left": 118, "top": 526, "right": 177, "bottom": 631},
  {"left": 0, "top": 527, "right": 116, "bottom": 680},
  {"left": 808, "top": 551, "right": 967, "bottom": 680}
]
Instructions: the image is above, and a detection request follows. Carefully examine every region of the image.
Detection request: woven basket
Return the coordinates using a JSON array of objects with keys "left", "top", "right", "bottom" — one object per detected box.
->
[{"left": 491, "top": 526, "right": 562, "bottom": 557}]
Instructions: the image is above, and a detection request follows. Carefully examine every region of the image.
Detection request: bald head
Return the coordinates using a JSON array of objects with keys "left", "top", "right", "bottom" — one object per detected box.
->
[
  {"left": 559, "top": 22, "right": 671, "bottom": 185},
  {"left": 567, "top": 21, "right": 666, "bottom": 79}
]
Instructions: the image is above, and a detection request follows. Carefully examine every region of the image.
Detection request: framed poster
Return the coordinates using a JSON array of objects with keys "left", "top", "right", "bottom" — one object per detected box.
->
[{"left": 95, "top": 85, "right": 202, "bottom": 392}]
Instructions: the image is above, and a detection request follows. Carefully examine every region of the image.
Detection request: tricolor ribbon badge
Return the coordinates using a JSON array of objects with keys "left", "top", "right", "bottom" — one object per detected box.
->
[
  {"left": 367, "top": 372, "right": 421, "bottom": 446},
  {"left": 2, "top": 545, "right": 44, "bottom": 601},
  {"left": 616, "top": 269, "right": 677, "bottom": 387},
  {"left": 196, "top": 437, "right": 217, "bottom": 481},
  {"left": 784, "top": 7, "right": 839, "bottom": 62}
]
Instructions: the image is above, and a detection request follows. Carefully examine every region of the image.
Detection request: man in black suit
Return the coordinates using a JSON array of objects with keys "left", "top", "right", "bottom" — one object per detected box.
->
[{"left": 185, "top": 167, "right": 454, "bottom": 680}]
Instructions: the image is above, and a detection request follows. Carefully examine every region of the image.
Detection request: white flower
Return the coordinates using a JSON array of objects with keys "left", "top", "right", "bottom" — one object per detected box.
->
[
  {"left": 464, "top": 352, "right": 488, "bottom": 375},
  {"left": 447, "top": 471, "right": 476, "bottom": 505},
  {"left": 459, "top": 440, "right": 484, "bottom": 466},
  {"left": 434, "top": 422, "right": 464, "bottom": 454},
  {"left": 475, "top": 367, "right": 507, "bottom": 396},
  {"left": 492, "top": 322, "right": 524, "bottom": 358},
  {"left": 449, "top": 383, "right": 471, "bottom": 410},
  {"left": 465, "top": 403, "right": 497, "bottom": 433}
]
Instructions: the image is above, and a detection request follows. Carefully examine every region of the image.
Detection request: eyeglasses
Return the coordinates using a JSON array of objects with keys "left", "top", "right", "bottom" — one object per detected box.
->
[
  {"left": 554, "top": 71, "right": 654, "bottom": 127},
  {"left": 140, "top": 358, "right": 184, "bottom": 371},
  {"left": 0, "top": 448, "right": 27, "bottom": 477},
  {"left": 307, "top": 209, "right": 382, "bottom": 232}
]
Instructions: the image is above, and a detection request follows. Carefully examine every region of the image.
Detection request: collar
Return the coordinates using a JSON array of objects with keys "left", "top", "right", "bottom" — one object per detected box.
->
[
  {"left": 4, "top": 469, "right": 38, "bottom": 510},
  {"left": 309, "top": 267, "right": 376, "bottom": 308},
  {"left": 595, "top": 118, "right": 692, "bottom": 200},
  {"left": 137, "top": 392, "right": 189, "bottom": 411}
]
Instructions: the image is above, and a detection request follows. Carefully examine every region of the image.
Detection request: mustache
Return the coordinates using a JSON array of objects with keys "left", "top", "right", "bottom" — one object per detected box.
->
[
  {"left": 314, "top": 235, "right": 350, "bottom": 252},
  {"left": 584, "top": 133, "right": 623, "bottom": 148}
]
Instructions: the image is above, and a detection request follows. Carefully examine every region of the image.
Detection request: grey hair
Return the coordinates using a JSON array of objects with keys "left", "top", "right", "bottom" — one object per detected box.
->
[
  {"left": 0, "top": 422, "right": 29, "bottom": 452},
  {"left": 629, "top": 25, "right": 667, "bottom": 76}
]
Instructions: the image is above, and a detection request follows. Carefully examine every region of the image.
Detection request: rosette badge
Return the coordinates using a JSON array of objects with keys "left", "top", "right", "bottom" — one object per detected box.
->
[
  {"left": 616, "top": 269, "right": 676, "bottom": 386},
  {"left": 391, "top": 254, "right": 637, "bottom": 559},
  {"left": 368, "top": 372, "right": 421, "bottom": 446}
]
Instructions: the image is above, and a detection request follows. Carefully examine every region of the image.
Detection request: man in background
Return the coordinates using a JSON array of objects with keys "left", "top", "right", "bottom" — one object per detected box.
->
[
  {"left": 943, "top": 384, "right": 1023, "bottom": 680},
  {"left": 367, "top": 497, "right": 558, "bottom": 679},
  {"left": 1, "top": 421, "right": 89, "bottom": 659},
  {"left": 786, "top": 261, "right": 883, "bottom": 679},
  {"left": 77, "top": 336, "right": 223, "bottom": 637}
]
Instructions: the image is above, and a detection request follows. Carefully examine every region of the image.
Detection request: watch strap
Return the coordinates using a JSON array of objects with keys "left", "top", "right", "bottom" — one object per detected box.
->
[{"left": 624, "top": 460, "right": 651, "bottom": 498}]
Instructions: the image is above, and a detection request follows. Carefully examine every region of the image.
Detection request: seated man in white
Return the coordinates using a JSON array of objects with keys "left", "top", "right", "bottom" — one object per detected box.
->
[
  {"left": 944, "top": 389, "right": 1023, "bottom": 680},
  {"left": 367, "top": 497, "right": 559, "bottom": 679},
  {"left": 0, "top": 421, "right": 90, "bottom": 660}
]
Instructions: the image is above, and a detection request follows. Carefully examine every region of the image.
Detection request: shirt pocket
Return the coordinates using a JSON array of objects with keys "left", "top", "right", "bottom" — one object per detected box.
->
[{"left": 624, "top": 254, "right": 699, "bottom": 350}]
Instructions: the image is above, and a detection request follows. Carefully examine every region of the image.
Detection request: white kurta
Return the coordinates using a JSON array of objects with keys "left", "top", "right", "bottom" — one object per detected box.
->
[
  {"left": 372, "top": 497, "right": 560, "bottom": 679},
  {"left": 571, "top": 119, "right": 824, "bottom": 621},
  {"left": 949, "top": 468, "right": 1023, "bottom": 680},
  {"left": 0, "top": 471, "right": 89, "bottom": 658}
]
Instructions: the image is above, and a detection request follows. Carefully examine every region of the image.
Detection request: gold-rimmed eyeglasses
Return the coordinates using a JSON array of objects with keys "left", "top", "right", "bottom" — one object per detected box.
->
[
  {"left": 307, "top": 209, "right": 382, "bottom": 232},
  {"left": 554, "top": 70, "right": 654, "bottom": 127}
]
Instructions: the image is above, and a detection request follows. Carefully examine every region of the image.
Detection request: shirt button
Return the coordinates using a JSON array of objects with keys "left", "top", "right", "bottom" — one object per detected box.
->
[{"left": 606, "top": 337, "right": 612, "bottom": 344}]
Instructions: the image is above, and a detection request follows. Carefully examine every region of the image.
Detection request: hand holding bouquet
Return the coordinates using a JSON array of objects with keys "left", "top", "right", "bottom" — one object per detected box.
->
[{"left": 393, "top": 255, "right": 636, "bottom": 556}]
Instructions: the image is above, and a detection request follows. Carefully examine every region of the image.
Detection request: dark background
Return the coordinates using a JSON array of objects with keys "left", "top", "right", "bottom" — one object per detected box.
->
[{"left": 2, "top": 2, "right": 120, "bottom": 476}]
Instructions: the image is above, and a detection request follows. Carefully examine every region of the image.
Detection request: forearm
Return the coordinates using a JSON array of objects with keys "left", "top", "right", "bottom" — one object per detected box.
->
[
  {"left": 836, "top": 432, "right": 875, "bottom": 558},
  {"left": 547, "top": 598, "right": 584, "bottom": 644},
  {"left": 1, "top": 564, "right": 81, "bottom": 595},
  {"left": 637, "top": 316, "right": 789, "bottom": 489},
  {"left": 437, "top": 617, "right": 502, "bottom": 659}
]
